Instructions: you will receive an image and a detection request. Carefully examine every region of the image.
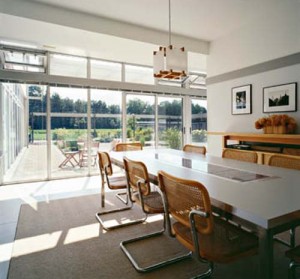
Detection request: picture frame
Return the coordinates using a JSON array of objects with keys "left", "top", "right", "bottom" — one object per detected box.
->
[
  {"left": 263, "top": 82, "right": 297, "bottom": 113},
  {"left": 232, "top": 84, "right": 252, "bottom": 115}
]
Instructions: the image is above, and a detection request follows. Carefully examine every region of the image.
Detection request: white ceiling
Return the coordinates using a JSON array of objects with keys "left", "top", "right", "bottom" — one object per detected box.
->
[
  {"left": 30, "top": 0, "right": 270, "bottom": 41},
  {"left": 0, "top": 0, "right": 293, "bottom": 69}
]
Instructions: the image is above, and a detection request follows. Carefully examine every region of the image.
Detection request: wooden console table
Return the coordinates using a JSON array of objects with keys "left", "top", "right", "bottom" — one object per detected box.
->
[{"left": 223, "top": 133, "right": 300, "bottom": 164}]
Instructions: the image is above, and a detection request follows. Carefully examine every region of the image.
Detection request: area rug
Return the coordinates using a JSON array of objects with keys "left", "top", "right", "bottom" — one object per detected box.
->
[{"left": 9, "top": 193, "right": 291, "bottom": 279}]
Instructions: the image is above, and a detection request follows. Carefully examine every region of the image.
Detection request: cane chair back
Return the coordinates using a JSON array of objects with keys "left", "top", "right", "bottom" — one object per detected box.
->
[
  {"left": 115, "top": 142, "right": 143, "bottom": 151},
  {"left": 268, "top": 154, "right": 300, "bottom": 171},
  {"left": 183, "top": 144, "right": 206, "bottom": 155},
  {"left": 158, "top": 170, "right": 258, "bottom": 277},
  {"left": 222, "top": 149, "right": 258, "bottom": 163},
  {"left": 123, "top": 157, "right": 163, "bottom": 213}
]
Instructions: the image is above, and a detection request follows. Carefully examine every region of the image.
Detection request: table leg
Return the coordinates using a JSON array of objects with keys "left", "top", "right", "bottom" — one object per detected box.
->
[{"left": 258, "top": 228, "right": 274, "bottom": 279}]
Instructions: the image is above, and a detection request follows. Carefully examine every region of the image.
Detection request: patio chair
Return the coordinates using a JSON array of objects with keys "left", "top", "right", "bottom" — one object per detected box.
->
[
  {"left": 158, "top": 170, "right": 258, "bottom": 278},
  {"left": 183, "top": 144, "right": 206, "bottom": 155},
  {"left": 79, "top": 141, "right": 99, "bottom": 167},
  {"left": 222, "top": 149, "right": 258, "bottom": 163},
  {"left": 95, "top": 152, "right": 143, "bottom": 230},
  {"left": 286, "top": 245, "right": 300, "bottom": 279},
  {"left": 269, "top": 154, "right": 300, "bottom": 248},
  {"left": 115, "top": 142, "right": 143, "bottom": 151},
  {"left": 120, "top": 157, "right": 191, "bottom": 272}
]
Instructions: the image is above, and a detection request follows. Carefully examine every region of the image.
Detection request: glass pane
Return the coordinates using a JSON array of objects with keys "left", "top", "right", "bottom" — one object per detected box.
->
[
  {"left": 2, "top": 84, "right": 48, "bottom": 183},
  {"left": 126, "top": 94, "right": 155, "bottom": 148},
  {"left": 50, "top": 87, "right": 88, "bottom": 179},
  {"left": 90, "top": 89, "right": 122, "bottom": 174},
  {"left": 125, "top": 65, "right": 154, "bottom": 85},
  {"left": 158, "top": 96, "right": 183, "bottom": 149},
  {"left": 49, "top": 54, "right": 87, "bottom": 78},
  {"left": 90, "top": 60, "right": 122, "bottom": 81},
  {"left": 3, "top": 50, "right": 46, "bottom": 72},
  {"left": 191, "top": 99, "right": 207, "bottom": 145}
]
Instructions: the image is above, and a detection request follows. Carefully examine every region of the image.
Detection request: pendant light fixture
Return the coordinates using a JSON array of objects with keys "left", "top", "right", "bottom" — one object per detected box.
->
[{"left": 153, "top": 0, "right": 187, "bottom": 80}]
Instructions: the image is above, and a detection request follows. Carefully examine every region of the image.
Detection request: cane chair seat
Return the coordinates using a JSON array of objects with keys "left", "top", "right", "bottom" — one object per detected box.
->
[
  {"left": 222, "top": 149, "right": 258, "bottom": 163},
  {"left": 115, "top": 142, "right": 143, "bottom": 151},
  {"left": 131, "top": 190, "right": 164, "bottom": 213},
  {"left": 183, "top": 144, "right": 206, "bottom": 155},
  {"left": 173, "top": 217, "right": 258, "bottom": 264},
  {"left": 158, "top": 170, "right": 258, "bottom": 277},
  {"left": 268, "top": 154, "right": 300, "bottom": 170}
]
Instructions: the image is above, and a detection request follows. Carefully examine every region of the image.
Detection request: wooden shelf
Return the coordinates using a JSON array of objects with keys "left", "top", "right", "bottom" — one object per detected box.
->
[{"left": 223, "top": 133, "right": 300, "bottom": 164}]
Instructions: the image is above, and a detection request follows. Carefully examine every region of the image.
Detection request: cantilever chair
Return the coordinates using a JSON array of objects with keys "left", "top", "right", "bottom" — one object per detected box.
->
[
  {"left": 268, "top": 154, "right": 300, "bottom": 171},
  {"left": 115, "top": 142, "right": 143, "bottom": 151},
  {"left": 286, "top": 246, "right": 300, "bottom": 279},
  {"left": 183, "top": 144, "right": 206, "bottom": 155},
  {"left": 268, "top": 154, "right": 300, "bottom": 248},
  {"left": 222, "top": 149, "right": 258, "bottom": 163},
  {"left": 120, "top": 157, "right": 191, "bottom": 273},
  {"left": 158, "top": 170, "right": 258, "bottom": 278},
  {"left": 96, "top": 151, "right": 142, "bottom": 230}
]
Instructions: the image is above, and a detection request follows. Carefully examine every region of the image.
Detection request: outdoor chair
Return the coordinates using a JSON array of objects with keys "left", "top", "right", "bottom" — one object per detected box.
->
[
  {"left": 115, "top": 142, "right": 143, "bottom": 151},
  {"left": 286, "top": 246, "right": 300, "bottom": 279},
  {"left": 268, "top": 154, "right": 300, "bottom": 248},
  {"left": 222, "top": 149, "right": 258, "bottom": 163},
  {"left": 120, "top": 157, "right": 191, "bottom": 273},
  {"left": 96, "top": 152, "right": 141, "bottom": 230},
  {"left": 183, "top": 144, "right": 206, "bottom": 155},
  {"left": 79, "top": 141, "right": 100, "bottom": 167},
  {"left": 158, "top": 170, "right": 258, "bottom": 278}
]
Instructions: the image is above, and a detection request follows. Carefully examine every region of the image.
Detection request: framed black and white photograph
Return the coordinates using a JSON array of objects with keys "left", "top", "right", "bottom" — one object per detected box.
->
[
  {"left": 263, "top": 82, "right": 297, "bottom": 113},
  {"left": 232, "top": 84, "right": 252, "bottom": 115}
]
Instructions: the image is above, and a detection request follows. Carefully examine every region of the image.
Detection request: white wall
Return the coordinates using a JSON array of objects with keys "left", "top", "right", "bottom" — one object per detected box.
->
[
  {"left": 207, "top": 1, "right": 300, "bottom": 156},
  {"left": 207, "top": 0, "right": 300, "bottom": 77}
]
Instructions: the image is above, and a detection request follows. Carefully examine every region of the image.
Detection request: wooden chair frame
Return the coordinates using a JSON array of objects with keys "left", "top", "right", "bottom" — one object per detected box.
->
[
  {"left": 183, "top": 144, "right": 206, "bottom": 155},
  {"left": 158, "top": 170, "right": 258, "bottom": 278},
  {"left": 115, "top": 142, "right": 143, "bottom": 151}
]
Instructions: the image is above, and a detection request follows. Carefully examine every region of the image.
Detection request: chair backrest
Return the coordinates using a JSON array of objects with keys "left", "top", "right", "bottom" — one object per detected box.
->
[
  {"left": 115, "top": 142, "right": 143, "bottom": 151},
  {"left": 222, "top": 149, "right": 257, "bottom": 163},
  {"left": 268, "top": 154, "right": 300, "bottom": 170},
  {"left": 98, "top": 151, "right": 113, "bottom": 176},
  {"left": 123, "top": 156, "right": 151, "bottom": 196},
  {"left": 158, "top": 170, "right": 213, "bottom": 235},
  {"left": 183, "top": 144, "right": 206, "bottom": 155}
]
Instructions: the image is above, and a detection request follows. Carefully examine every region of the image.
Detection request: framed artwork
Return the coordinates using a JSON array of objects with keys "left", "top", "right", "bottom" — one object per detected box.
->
[
  {"left": 263, "top": 82, "right": 297, "bottom": 113},
  {"left": 232, "top": 84, "right": 252, "bottom": 115}
]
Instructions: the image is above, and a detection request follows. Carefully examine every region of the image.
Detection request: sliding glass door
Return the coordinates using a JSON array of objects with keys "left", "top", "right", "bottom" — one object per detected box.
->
[{"left": 191, "top": 98, "right": 207, "bottom": 146}]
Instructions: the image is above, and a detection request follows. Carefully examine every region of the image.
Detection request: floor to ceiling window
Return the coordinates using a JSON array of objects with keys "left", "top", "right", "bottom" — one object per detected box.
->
[
  {"left": 158, "top": 96, "right": 183, "bottom": 149},
  {"left": 191, "top": 98, "right": 207, "bottom": 146},
  {"left": 126, "top": 94, "right": 155, "bottom": 148},
  {"left": 50, "top": 87, "right": 89, "bottom": 179}
]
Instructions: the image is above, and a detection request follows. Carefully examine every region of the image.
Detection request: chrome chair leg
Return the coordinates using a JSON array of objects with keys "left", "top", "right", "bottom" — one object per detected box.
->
[{"left": 120, "top": 227, "right": 192, "bottom": 273}]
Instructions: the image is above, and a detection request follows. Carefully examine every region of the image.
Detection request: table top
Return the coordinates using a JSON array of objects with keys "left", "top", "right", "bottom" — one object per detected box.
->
[{"left": 110, "top": 148, "right": 300, "bottom": 230}]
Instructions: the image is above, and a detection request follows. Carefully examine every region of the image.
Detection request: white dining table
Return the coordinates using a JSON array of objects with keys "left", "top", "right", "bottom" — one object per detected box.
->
[{"left": 109, "top": 148, "right": 300, "bottom": 279}]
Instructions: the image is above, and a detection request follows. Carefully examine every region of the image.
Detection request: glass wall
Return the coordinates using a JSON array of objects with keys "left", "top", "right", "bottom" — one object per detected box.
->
[
  {"left": 125, "top": 65, "right": 154, "bottom": 85},
  {"left": 191, "top": 99, "right": 207, "bottom": 145},
  {"left": 50, "top": 87, "right": 89, "bottom": 179},
  {"left": 158, "top": 96, "right": 183, "bottom": 149},
  {"left": 126, "top": 94, "right": 155, "bottom": 148},
  {"left": 1, "top": 84, "right": 48, "bottom": 183}
]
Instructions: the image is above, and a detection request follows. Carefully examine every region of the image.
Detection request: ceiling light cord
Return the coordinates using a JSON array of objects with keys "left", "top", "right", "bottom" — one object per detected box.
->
[{"left": 169, "top": 0, "right": 171, "bottom": 46}]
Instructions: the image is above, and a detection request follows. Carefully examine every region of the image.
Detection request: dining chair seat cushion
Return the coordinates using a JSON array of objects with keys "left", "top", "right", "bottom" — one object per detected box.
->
[
  {"left": 132, "top": 191, "right": 164, "bottom": 214},
  {"left": 173, "top": 217, "right": 258, "bottom": 264},
  {"left": 286, "top": 245, "right": 300, "bottom": 262},
  {"left": 107, "top": 175, "right": 127, "bottom": 189}
]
